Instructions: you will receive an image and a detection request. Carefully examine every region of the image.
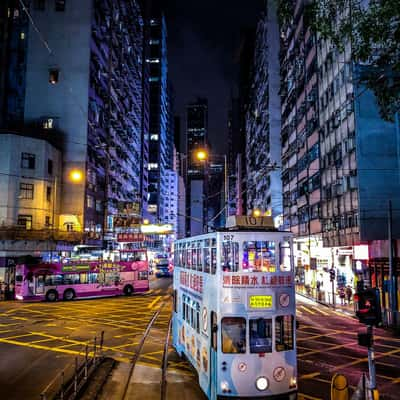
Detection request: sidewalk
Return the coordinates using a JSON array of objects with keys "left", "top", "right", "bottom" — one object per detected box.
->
[{"left": 296, "top": 287, "right": 356, "bottom": 317}]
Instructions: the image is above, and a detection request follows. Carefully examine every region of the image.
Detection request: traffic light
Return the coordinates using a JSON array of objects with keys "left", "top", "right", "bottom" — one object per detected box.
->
[
  {"left": 354, "top": 288, "right": 382, "bottom": 326},
  {"left": 329, "top": 268, "right": 336, "bottom": 282}
]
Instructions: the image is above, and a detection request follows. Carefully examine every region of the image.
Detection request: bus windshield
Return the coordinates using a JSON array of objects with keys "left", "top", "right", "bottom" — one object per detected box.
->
[{"left": 250, "top": 318, "right": 272, "bottom": 353}]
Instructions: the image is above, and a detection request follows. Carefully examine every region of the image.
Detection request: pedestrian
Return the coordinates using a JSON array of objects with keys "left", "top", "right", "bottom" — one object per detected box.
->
[
  {"left": 345, "top": 285, "right": 353, "bottom": 305},
  {"left": 339, "top": 286, "right": 346, "bottom": 305}
]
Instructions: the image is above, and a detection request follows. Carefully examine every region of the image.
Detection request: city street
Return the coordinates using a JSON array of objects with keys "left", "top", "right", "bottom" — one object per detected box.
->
[{"left": 1, "top": 280, "right": 400, "bottom": 399}]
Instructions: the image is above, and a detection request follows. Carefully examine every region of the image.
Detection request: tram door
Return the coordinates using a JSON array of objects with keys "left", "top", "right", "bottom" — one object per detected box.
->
[{"left": 210, "top": 311, "right": 218, "bottom": 400}]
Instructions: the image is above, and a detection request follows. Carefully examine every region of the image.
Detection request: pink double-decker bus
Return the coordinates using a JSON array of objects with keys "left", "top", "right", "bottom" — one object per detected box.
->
[{"left": 14, "top": 251, "right": 149, "bottom": 301}]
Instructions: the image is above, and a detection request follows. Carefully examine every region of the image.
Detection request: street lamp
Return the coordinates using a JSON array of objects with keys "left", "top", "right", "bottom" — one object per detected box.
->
[
  {"left": 195, "top": 149, "right": 228, "bottom": 225},
  {"left": 69, "top": 169, "right": 84, "bottom": 183}
]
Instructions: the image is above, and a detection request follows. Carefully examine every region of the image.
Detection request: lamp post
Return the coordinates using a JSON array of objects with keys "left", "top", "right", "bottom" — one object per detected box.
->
[{"left": 195, "top": 150, "right": 228, "bottom": 226}]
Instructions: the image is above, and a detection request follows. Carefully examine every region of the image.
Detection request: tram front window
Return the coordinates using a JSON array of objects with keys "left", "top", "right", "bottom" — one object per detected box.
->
[
  {"left": 250, "top": 318, "right": 272, "bottom": 353},
  {"left": 221, "top": 317, "right": 246, "bottom": 353}
]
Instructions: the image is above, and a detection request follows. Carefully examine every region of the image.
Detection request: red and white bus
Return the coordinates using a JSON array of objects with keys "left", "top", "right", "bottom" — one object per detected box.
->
[{"left": 15, "top": 250, "right": 149, "bottom": 301}]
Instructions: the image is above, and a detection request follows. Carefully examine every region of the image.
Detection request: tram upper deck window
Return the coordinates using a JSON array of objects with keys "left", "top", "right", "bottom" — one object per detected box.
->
[
  {"left": 221, "top": 317, "right": 246, "bottom": 354},
  {"left": 203, "top": 246, "right": 211, "bottom": 273},
  {"left": 250, "top": 318, "right": 272, "bottom": 353},
  {"left": 275, "top": 315, "right": 294, "bottom": 351},
  {"left": 242, "top": 241, "right": 276, "bottom": 272},
  {"left": 211, "top": 246, "right": 217, "bottom": 274},
  {"left": 186, "top": 244, "right": 192, "bottom": 269},
  {"left": 197, "top": 241, "right": 203, "bottom": 272},
  {"left": 221, "top": 241, "right": 239, "bottom": 272},
  {"left": 279, "top": 240, "right": 292, "bottom": 272}
]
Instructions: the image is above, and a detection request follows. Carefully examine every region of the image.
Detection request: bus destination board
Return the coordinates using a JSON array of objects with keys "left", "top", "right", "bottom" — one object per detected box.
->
[{"left": 249, "top": 295, "right": 273, "bottom": 309}]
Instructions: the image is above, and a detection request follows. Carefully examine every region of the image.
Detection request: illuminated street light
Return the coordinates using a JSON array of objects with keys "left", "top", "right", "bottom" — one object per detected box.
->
[
  {"left": 195, "top": 149, "right": 208, "bottom": 161},
  {"left": 143, "top": 218, "right": 150, "bottom": 225},
  {"left": 69, "top": 169, "right": 83, "bottom": 183},
  {"left": 253, "top": 209, "right": 261, "bottom": 217}
]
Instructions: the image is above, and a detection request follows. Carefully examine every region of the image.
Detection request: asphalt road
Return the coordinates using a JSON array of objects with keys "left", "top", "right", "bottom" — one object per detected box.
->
[{"left": 0, "top": 278, "right": 399, "bottom": 400}]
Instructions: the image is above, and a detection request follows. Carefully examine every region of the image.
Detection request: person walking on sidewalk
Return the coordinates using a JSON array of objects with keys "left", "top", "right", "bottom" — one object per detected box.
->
[
  {"left": 345, "top": 285, "right": 353, "bottom": 305},
  {"left": 339, "top": 286, "right": 346, "bottom": 305}
]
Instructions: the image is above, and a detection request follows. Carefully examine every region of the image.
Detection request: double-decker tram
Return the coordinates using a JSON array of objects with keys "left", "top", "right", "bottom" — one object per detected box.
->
[{"left": 172, "top": 217, "right": 297, "bottom": 400}]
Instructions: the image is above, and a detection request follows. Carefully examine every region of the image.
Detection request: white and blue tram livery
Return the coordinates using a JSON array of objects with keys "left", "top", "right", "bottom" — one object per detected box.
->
[{"left": 172, "top": 220, "right": 297, "bottom": 400}]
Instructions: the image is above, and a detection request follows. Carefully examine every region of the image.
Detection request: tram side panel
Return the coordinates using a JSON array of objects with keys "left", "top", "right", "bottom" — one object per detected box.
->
[{"left": 172, "top": 266, "right": 218, "bottom": 398}]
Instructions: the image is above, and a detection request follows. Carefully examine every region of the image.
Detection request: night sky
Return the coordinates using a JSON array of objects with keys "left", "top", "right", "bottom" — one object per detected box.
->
[{"left": 164, "top": 0, "right": 265, "bottom": 153}]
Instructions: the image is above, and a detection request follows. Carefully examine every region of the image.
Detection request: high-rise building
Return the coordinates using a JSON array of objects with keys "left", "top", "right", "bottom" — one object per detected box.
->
[
  {"left": 185, "top": 98, "right": 208, "bottom": 236},
  {"left": 245, "top": 1, "right": 282, "bottom": 221},
  {"left": 146, "top": 13, "right": 168, "bottom": 222},
  {"left": 0, "top": 0, "right": 148, "bottom": 265}
]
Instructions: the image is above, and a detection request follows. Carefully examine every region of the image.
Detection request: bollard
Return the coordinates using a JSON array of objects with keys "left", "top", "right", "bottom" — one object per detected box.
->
[{"left": 331, "top": 373, "right": 349, "bottom": 400}]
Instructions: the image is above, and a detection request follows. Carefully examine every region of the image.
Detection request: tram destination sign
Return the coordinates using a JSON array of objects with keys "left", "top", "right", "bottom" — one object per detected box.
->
[
  {"left": 249, "top": 295, "right": 273, "bottom": 309},
  {"left": 222, "top": 273, "right": 292, "bottom": 288}
]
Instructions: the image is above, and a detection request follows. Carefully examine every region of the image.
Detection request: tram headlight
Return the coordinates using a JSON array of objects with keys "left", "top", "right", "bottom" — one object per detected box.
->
[
  {"left": 255, "top": 376, "right": 269, "bottom": 391},
  {"left": 289, "top": 376, "right": 297, "bottom": 389},
  {"left": 221, "top": 381, "right": 230, "bottom": 393}
]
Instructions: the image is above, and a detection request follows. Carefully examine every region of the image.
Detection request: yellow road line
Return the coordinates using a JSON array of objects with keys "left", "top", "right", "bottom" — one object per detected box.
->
[
  {"left": 0, "top": 337, "right": 94, "bottom": 356},
  {"left": 311, "top": 307, "right": 329, "bottom": 316},
  {"left": 1, "top": 333, "right": 36, "bottom": 340},
  {"left": 11, "top": 316, "right": 28, "bottom": 321},
  {"left": 148, "top": 296, "right": 161, "bottom": 309},
  {"left": 299, "top": 306, "right": 316, "bottom": 315},
  {"left": 299, "top": 394, "right": 323, "bottom": 400},
  {"left": 300, "top": 372, "right": 321, "bottom": 379}
]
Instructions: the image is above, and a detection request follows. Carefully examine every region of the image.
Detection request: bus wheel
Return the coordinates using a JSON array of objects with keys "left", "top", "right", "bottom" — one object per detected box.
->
[
  {"left": 46, "top": 290, "right": 58, "bottom": 302},
  {"left": 123, "top": 285, "right": 134, "bottom": 296},
  {"left": 63, "top": 289, "right": 75, "bottom": 301}
]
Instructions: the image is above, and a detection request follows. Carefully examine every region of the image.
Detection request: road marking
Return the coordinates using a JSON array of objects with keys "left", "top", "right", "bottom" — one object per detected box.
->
[
  {"left": 311, "top": 306, "right": 329, "bottom": 316},
  {"left": 299, "top": 306, "right": 316, "bottom": 315},
  {"left": 11, "top": 316, "right": 28, "bottom": 321},
  {"left": 300, "top": 372, "right": 321, "bottom": 379},
  {"left": 299, "top": 394, "right": 323, "bottom": 400},
  {"left": 148, "top": 296, "right": 161, "bottom": 309},
  {"left": 0, "top": 337, "right": 94, "bottom": 357}
]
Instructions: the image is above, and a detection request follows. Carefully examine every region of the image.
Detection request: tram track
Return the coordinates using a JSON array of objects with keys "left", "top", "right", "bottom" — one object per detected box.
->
[{"left": 116, "top": 299, "right": 173, "bottom": 400}]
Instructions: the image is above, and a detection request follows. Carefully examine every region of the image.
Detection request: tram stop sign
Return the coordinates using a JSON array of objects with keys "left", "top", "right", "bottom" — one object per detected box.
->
[{"left": 331, "top": 373, "right": 349, "bottom": 400}]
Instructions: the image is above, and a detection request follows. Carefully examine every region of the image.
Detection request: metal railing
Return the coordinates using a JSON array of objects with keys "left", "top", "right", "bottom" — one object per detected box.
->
[{"left": 40, "top": 332, "right": 104, "bottom": 400}]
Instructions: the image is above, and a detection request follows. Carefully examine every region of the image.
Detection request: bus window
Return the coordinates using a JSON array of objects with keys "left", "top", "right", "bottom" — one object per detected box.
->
[
  {"left": 45, "top": 274, "right": 64, "bottom": 286},
  {"left": 250, "top": 318, "right": 272, "bottom": 353},
  {"left": 203, "top": 247, "right": 210, "bottom": 273},
  {"left": 211, "top": 247, "right": 217, "bottom": 274},
  {"left": 280, "top": 241, "right": 292, "bottom": 272},
  {"left": 89, "top": 273, "right": 98, "bottom": 283},
  {"left": 80, "top": 273, "right": 89, "bottom": 284},
  {"left": 64, "top": 274, "right": 80, "bottom": 284},
  {"left": 221, "top": 317, "right": 246, "bottom": 354},
  {"left": 211, "top": 311, "right": 218, "bottom": 350},
  {"left": 173, "top": 289, "right": 177, "bottom": 313},
  {"left": 275, "top": 315, "right": 294, "bottom": 352},
  {"left": 138, "top": 271, "right": 148, "bottom": 280},
  {"left": 196, "top": 302, "right": 200, "bottom": 334}
]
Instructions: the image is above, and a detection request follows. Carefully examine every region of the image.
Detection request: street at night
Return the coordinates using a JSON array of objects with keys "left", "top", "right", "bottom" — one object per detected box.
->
[
  {"left": 1, "top": 0, "right": 400, "bottom": 399},
  {"left": 0, "top": 277, "right": 399, "bottom": 400}
]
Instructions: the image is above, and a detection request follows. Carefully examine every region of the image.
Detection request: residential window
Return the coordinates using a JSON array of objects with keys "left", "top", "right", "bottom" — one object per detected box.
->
[
  {"left": 46, "top": 186, "right": 52, "bottom": 202},
  {"left": 95, "top": 200, "right": 103, "bottom": 212},
  {"left": 21, "top": 152, "right": 35, "bottom": 169},
  {"left": 34, "top": 0, "right": 45, "bottom": 10},
  {"left": 19, "top": 183, "right": 34, "bottom": 200},
  {"left": 49, "top": 69, "right": 59, "bottom": 84},
  {"left": 45, "top": 216, "right": 51, "bottom": 227},
  {"left": 55, "top": 0, "right": 65, "bottom": 11},
  {"left": 17, "top": 215, "right": 32, "bottom": 230},
  {"left": 48, "top": 159, "right": 53, "bottom": 175},
  {"left": 86, "top": 195, "right": 94, "bottom": 208},
  {"left": 43, "top": 118, "right": 54, "bottom": 129}
]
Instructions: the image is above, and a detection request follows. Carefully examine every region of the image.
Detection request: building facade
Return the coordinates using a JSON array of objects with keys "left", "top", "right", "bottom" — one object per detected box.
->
[
  {"left": 185, "top": 98, "right": 208, "bottom": 236},
  {"left": 1, "top": 0, "right": 148, "bottom": 244},
  {"left": 146, "top": 14, "right": 169, "bottom": 222},
  {"left": 245, "top": 1, "right": 282, "bottom": 220}
]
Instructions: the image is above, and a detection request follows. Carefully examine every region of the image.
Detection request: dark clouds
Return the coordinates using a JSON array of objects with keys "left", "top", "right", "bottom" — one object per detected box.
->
[{"left": 164, "top": 0, "right": 265, "bottom": 153}]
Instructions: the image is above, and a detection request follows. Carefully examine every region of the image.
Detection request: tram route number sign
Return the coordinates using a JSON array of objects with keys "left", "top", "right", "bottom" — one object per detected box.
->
[{"left": 249, "top": 295, "right": 273, "bottom": 309}]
